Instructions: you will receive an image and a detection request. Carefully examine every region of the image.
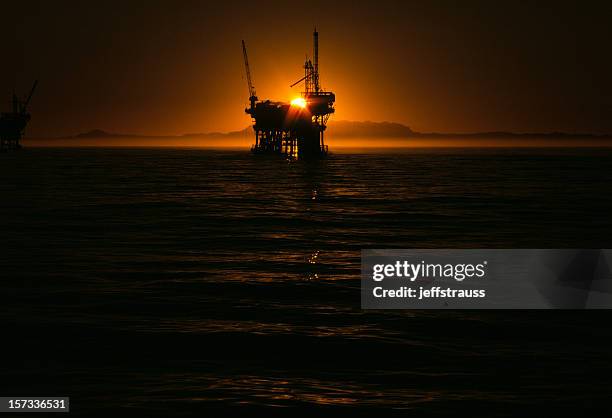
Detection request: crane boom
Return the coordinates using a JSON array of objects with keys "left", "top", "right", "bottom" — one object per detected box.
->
[
  {"left": 241, "top": 40, "right": 256, "bottom": 99},
  {"left": 23, "top": 80, "right": 38, "bottom": 112},
  {"left": 289, "top": 72, "right": 312, "bottom": 88}
]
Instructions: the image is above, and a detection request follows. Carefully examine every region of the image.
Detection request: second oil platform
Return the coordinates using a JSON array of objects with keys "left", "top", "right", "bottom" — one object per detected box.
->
[
  {"left": 242, "top": 29, "right": 335, "bottom": 159},
  {"left": 0, "top": 81, "right": 38, "bottom": 152}
]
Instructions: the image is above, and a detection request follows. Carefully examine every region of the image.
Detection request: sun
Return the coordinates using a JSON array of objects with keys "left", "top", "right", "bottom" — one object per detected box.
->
[{"left": 290, "top": 97, "right": 307, "bottom": 108}]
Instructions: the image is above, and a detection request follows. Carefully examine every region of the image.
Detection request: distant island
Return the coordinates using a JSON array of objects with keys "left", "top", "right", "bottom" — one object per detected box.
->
[
  {"left": 73, "top": 128, "right": 250, "bottom": 139},
  {"left": 68, "top": 121, "right": 612, "bottom": 139},
  {"left": 24, "top": 121, "right": 612, "bottom": 148}
]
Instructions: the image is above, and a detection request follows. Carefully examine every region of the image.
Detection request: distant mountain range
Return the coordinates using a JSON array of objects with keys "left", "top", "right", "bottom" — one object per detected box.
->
[{"left": 69, "top": 121, "right": 612, "bottom": 140}]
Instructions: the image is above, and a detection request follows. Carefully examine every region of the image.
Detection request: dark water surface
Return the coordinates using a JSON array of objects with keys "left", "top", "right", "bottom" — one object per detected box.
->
[{"left": 2, "top": 148, "right": 612, "bottom": 416}]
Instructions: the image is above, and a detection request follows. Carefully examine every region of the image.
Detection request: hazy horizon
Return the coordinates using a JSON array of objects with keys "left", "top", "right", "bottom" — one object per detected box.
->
[
  {"left": 24, "top": 118, "right": 612, "bottom": 138},
  {"left": 21, "top": 118, "right": 612, "bottom": 149}
]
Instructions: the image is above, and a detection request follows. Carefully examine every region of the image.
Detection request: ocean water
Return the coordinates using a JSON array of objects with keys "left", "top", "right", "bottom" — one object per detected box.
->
[{"left": 2, "top": 147, "right": 612, "bottom": 416}]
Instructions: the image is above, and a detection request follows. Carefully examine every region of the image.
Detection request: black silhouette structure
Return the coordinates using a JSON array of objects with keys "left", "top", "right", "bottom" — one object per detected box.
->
[
  {"left": 242, "top": 30, "right": 335, "bottom": 159},
  {"left": 0, "top": 81, "right": 38, "bottom": 151}
]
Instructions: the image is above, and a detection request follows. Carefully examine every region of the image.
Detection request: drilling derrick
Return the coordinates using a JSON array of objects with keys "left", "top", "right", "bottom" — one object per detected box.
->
[{"left": 243, "top": 29, "right": 335, "bottom": 159}]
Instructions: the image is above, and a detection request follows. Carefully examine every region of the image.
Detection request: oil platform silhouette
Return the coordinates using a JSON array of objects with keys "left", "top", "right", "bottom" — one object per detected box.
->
[
  {"left": 0, "top": 81, "right": 38, "bottom": 151},
  {"left": 242, "top": 29, "right": 335, "bottom": 159}
]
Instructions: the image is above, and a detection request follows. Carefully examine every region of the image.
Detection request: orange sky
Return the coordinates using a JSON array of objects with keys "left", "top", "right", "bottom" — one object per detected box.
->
[{"left": 3, "top": 1, "right": 612, "bottom": 137}]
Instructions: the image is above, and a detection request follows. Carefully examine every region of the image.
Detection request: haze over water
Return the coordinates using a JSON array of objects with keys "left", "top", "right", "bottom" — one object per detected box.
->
[{"left": 2, "top": 146, "right": 612, "bottom": 415}]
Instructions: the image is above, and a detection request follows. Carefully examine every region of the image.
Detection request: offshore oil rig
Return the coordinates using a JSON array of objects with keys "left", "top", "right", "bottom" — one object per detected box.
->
[
  {"left": 0, "top": 81, "right": 38, "bottom": 151},
  {"left": 242, "top": 29, "right": 335, "bottom": 159}
]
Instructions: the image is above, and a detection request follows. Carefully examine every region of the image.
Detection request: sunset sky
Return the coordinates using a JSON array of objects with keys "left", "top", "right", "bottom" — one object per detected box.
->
[{"left": 3, "top": 0, "right": 612, "bottom": 137}]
